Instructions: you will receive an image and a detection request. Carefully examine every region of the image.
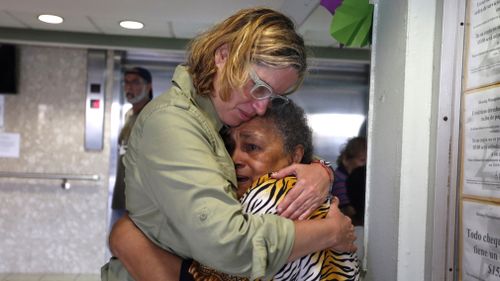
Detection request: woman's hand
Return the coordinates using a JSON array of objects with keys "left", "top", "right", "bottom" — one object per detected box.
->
[
  {"left": 272, "top": 161, "right": 333, "bottom": 220},
  {"left": 289, "top": 197, "right": 356, "bottom": 261},
  {"left": 326, "top": 197, "right": 357, "bottom": 253}
]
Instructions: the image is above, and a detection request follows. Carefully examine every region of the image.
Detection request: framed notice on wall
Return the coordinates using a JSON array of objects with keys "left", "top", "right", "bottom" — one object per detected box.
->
[
  {"left": 460, "top": 200, "right": 500, "bottom": 281},
  {"left": 462, "top": 86, "right": 500, "bottom": 199},
  {"left": 464, "top": 0, "right": 500, "bottom": 90}
]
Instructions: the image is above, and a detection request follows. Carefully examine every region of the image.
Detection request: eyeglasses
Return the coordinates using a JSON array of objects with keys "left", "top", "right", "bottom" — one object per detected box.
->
[{"left": 248, "top": 68, "right": 290, "bottom": 107}]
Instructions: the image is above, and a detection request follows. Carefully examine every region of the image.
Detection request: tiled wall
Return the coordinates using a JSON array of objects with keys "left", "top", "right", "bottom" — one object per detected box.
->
[{"left": 0, "top": 45, "right": 111, "bottom": 274}]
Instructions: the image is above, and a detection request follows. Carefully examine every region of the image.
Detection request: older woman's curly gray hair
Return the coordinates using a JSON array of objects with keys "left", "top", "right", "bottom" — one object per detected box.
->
[
  {"left": 263, "top": 99, "right": 314, "bottom": 164},
  {"left": 221, "top": 99, "right": 314, "bottom": 163}
]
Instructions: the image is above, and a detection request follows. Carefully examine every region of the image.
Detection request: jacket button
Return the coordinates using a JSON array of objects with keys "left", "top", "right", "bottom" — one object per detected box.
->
[{"left": 200, "top": 213, "right": 207, "bottom": 221}]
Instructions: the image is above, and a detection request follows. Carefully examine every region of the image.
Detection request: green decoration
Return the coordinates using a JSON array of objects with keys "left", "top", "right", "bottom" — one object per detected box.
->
[{"left": 329, "top": 0, "right": 374, "bottom": 47}]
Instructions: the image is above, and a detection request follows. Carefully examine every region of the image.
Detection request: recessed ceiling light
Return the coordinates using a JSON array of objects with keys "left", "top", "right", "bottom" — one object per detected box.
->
[
  {"left": 38, "top": 14, "right": 64, "bottom": 24},
  {"left": 119, "top": 20, "right": 144, "bottom": 30}
]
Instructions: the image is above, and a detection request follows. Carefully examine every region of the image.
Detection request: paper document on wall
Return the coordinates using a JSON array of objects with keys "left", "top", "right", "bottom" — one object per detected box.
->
[
  {"left": 465, "top": 0, "right": 500, "bottom": 90},
  {"left": 0, "top": 132, "right": 20, "bottom": 158},
  {"left": 463, "top": 87, "right": 500, "bottom": 199},
  {"left": 461, "top": 200, "right": 500, "bottom": 281}
]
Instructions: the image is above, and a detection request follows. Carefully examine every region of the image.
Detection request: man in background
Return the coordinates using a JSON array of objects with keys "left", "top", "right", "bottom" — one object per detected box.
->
[{"left": 110, "top": 67, "right": 153, "bottom": 227}]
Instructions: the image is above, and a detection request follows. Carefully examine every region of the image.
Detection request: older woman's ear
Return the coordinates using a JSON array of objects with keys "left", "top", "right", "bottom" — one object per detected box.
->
[{"left": 292, "top": 145, "right": 304, "bottom": 164}]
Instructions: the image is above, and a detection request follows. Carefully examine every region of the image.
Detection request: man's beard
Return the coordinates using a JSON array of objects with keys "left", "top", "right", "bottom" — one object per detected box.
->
[{"left": 126, "top": 88, "right": 148, "bottom": 104}]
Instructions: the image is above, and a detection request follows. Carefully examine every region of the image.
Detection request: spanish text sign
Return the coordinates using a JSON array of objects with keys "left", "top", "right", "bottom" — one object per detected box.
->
[
  {"left": 463, "top": 87, "right": 500, "bottom": 199},
  {"left": 465, "top": 0, "right": 500, "bottom": 90},
  {"left": 461, "top": 200, "right": 500, "bottom": 281}
]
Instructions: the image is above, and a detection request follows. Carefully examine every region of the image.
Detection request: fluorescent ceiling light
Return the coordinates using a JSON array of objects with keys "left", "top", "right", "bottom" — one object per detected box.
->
[
  {"left": 119, "top": 20, "right": 144, "bottom": 30},
  {"left": 38, "top": 14, "right": 64, "bottom": 24}
]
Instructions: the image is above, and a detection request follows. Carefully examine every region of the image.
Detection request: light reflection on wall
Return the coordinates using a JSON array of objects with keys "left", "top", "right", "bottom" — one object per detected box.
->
[
  {"left": 307, "top": 113, "right": 366, "bottom": 166},
  {"left": 308, "top": 113, "right": 365, "bottom": 137}
]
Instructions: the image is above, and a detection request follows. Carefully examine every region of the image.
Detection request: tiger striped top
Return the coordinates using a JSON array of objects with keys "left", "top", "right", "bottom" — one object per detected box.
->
[{"left": 188, "top": 174, "right": 360, "bottom": 281}]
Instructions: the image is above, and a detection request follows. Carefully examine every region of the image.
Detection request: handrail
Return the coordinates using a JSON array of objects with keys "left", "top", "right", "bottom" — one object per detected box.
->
[
  {"left": 0, "top": 171, "right": 100, "bottom": 181},
  {"left": 0, "top": 171, "right": 100, "bottom": 190}
]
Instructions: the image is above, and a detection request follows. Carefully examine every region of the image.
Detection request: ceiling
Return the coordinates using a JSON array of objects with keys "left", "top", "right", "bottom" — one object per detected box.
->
[{"left": 0, "top": 0, "right": 345, "bottom": 48}]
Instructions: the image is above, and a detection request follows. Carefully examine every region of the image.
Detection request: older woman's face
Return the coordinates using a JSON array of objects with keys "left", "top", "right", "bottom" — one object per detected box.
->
[{"left": 227, "top": 117, "right": 294, "bottom": 197}]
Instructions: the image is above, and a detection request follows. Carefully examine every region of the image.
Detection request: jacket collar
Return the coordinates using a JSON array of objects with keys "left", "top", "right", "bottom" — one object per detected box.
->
[{"left": 171, "top": 65, "right": 224, "bottom": 133}]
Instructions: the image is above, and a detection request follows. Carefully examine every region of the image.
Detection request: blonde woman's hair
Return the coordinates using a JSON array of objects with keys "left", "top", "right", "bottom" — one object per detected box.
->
[{"left": 187, "top": 7, "right": 307, "bottom": 101}]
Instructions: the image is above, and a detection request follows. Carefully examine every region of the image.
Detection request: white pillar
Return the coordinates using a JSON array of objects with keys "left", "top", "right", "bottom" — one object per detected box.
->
[{"left": 366, "top": 0, "right": 441, "bottom": 280}]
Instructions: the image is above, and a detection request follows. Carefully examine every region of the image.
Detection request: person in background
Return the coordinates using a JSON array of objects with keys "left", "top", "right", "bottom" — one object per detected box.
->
[
  {"left": 331, "top": 136, "right": 367, "bottom": 218},
  {"left": 110, "top": 67, "right": 153, "bottom": 228},
  {"left": 102, "top": 7, "right": 356, "bottom": 281}
]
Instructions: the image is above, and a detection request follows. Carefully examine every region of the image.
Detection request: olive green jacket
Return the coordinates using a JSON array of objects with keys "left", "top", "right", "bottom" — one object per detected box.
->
[{"left": 102, "top": 65, "right": 294, "bottom": 281}]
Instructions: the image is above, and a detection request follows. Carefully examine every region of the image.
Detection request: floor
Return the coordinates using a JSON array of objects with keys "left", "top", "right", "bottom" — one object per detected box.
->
[{"left": 0, "top": 274, "right": 99, "bottom": 281}]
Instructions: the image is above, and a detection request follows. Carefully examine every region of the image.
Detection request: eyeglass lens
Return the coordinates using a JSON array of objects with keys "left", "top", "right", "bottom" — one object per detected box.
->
[{"left": 251, "top": 85, "right": 272, "bottom": 99}]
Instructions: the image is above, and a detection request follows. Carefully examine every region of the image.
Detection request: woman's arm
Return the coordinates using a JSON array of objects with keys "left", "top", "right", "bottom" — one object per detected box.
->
[
  {"left": 290, "top": 197, "right": 356, "bottom": 260},
  {"left": 109, "top": 204, "right": 354, "bottom": 281},
  {"left": 110, "top": 209, "right": 355, "bottom": 281},
  {"left": 109, "top": 215, "right": 182, "bottom": 281}
]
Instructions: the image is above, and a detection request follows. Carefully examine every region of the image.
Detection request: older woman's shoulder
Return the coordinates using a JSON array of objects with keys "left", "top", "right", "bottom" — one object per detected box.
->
[{"left": 239, "top": 174, "right": 297, "bottom": 215}]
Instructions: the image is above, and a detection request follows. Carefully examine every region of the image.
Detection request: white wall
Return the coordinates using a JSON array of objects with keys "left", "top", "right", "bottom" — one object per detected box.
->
[{"left": 366, "top": 0, "right": 442, "bottom": 280}]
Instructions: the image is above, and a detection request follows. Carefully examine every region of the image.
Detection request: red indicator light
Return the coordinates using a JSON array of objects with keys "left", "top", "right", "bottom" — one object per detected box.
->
[{"left": 90, "top": 99, "right": 100, "bottom": 109}]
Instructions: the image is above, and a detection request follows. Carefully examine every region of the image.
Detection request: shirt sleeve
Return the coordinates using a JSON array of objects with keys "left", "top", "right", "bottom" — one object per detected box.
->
[{"left": 125, "top": 104, "right": 295, "bottom": 280}]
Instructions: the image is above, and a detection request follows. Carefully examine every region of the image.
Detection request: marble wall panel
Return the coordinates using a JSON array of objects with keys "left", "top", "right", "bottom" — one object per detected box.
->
[{"left": 0, "top": 45, "right": 111, "bottom": 274}]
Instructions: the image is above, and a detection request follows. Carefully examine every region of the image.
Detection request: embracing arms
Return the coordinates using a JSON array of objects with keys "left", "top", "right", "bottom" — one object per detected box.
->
[
  {"left": 110, "top": 200, "right": 355, "bottom": 281},
  {"left": 117, "top": 100, "right": 354, "bottom": 279}
]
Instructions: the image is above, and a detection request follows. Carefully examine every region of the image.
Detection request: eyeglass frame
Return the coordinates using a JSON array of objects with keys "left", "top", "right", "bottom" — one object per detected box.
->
[{"left": 248, "top": 68, "right": 290, "bottom": 105}]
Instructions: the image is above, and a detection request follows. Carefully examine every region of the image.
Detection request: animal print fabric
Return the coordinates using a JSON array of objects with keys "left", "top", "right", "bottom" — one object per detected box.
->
[{"left": 188, "top": 174, "right": 360, "bottom": 281}]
